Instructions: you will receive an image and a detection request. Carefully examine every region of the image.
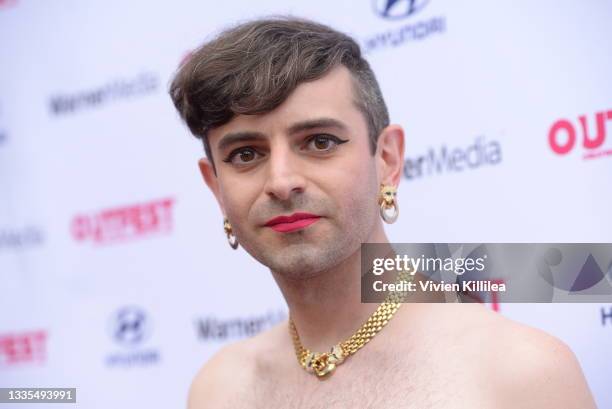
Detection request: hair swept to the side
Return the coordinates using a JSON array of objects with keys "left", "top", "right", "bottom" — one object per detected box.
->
[{"left": 168, "top": 15, "right": 389, "bottom": 172}]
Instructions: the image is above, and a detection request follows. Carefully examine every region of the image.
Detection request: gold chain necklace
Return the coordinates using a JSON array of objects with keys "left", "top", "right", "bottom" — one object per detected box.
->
[{"left": 289, "top": 270, "right": 412, "bottom": 377}]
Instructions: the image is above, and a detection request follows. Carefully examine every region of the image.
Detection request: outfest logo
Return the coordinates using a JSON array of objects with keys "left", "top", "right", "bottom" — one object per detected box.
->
[
  {"left": 71, "top": 197, "right": 175, "bottom": 244},
  {"left": 0, "top": 0, "right": 17, "bottom": 9},
  {"left": 0, "top": 330, "right": 47, "bottom": 367},
  {"left": 548, "top": 109, "right": 612, "bottom": 160}
]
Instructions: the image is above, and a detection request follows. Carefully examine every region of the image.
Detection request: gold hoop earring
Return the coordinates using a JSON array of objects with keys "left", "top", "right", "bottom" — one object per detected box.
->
[
  {"left": 378, "top": 184, "right": 399, "bottom": 224},
  {"left": 223, "top": 217, "right": 239, "bottom": 249}
]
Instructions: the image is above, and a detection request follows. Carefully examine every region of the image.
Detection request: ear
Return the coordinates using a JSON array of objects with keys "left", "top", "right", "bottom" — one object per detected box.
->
[
  {"left": 198, "top": 157, "right": 226, "bottom": 214},
  {"left": 375, "top": 124, "right": 405, "bottom": 186}
]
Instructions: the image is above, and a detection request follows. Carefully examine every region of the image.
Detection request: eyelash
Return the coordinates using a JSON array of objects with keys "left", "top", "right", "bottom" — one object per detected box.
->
[{"left": 221, "top": 134, "right": 349, "bottom": 165}]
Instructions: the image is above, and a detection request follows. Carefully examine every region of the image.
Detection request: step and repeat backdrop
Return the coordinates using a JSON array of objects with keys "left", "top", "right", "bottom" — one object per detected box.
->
[{"left": 1, "top": 0, "right": 611, "bottom": 407}]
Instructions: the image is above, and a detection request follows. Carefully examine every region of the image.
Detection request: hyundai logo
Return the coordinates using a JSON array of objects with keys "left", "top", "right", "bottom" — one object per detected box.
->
[
  {"left": 109, "top": 306, "right": 151, "bottom": 346},
  {"left": 373, "top": 0, "right": 429, "bottom": 20}
]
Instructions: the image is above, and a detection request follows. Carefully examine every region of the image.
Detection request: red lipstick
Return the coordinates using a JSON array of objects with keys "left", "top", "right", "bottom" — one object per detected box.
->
[{"left": 264, "top": 212, "right": 321, "bottom": 233}]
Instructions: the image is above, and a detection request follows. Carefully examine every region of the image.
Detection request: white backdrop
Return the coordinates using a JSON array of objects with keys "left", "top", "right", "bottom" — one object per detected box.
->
[{"left": 0, "top": 0, "right": 611, "bottom": 408}]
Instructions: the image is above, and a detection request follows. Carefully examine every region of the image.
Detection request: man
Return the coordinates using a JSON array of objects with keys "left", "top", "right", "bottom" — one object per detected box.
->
[{"left": 169, "top": 17, "right": 596, "bottom": 408}]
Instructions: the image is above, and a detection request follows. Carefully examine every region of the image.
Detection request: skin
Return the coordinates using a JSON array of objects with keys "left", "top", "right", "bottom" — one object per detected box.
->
[{"left": 191, "top": 65, "right": 597, "bottom": 408}]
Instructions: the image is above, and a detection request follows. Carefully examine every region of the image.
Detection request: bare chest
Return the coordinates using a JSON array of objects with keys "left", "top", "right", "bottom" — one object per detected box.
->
[{"left": 231, "top": 349, "right": 492, "bottom": 409}]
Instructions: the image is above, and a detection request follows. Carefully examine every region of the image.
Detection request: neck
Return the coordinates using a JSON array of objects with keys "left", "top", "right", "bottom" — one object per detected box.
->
[{"left": 271, "top": 221, "right": 392, "bottom": 353}]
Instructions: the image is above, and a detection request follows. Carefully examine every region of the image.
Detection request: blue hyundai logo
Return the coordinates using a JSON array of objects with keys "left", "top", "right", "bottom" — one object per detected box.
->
[
  {"left": 110, "top": 306, "right": 151, "bottom": 346},
  {"left": 373, "top": 0, "right": 429, "bottom": 20}
]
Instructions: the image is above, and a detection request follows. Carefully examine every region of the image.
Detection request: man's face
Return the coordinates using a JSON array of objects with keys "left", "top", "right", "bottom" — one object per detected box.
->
[{"left": 203, "top": 65, "right": 382, "bottom": 278}]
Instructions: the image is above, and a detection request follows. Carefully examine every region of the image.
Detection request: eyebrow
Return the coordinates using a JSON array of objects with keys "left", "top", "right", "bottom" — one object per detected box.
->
[{"left": 216, "top": 117, "right": 349, "bottom": 152}]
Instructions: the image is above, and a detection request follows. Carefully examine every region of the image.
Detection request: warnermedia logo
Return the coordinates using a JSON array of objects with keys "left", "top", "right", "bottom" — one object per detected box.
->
[
  {"left": 195, "top": 310, "right": 286, "bottom": 341},
  {"left": 0, "top": 226, "right": 44, "bottom": 250},
  {"left": 49, "top": 72, "right": 158, "bottom": 115},
  {"left": 403, "top": 136, "right": 502, "bottom": 180}
]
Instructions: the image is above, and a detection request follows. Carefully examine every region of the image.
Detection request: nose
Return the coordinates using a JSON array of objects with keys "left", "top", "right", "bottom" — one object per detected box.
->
[{"left": 263, "top": 144, "right": 306, "bottom": 202}]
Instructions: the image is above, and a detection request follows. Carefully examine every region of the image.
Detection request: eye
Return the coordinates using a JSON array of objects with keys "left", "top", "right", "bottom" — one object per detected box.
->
[
  {"left": 304, "top": 134, "right": 348, "bottom": 152},
  {"left": 222, "top": 147, "right": 262, "bottom": 165}
]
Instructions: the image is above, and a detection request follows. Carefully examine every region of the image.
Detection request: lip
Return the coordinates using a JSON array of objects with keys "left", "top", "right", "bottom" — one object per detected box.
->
[{"left": 264, "top": 212, "right": 321, "bottom": 233}]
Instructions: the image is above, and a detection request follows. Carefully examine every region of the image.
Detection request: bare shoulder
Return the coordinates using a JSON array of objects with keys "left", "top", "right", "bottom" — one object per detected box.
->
[
  {"left": 487, "top": 313, "right": 596, "bottom": 408},
  {"left": 453, "top": 304, "right": 597, "bottom": 408},
  {"left": 396, "top": 303, "right": 597, "bottom": 408},
  {"left": 187, "top": 319, "right": 289, "bottom": 409},
  {"left": 186, "top": 338, "right": 254, "bottom": 409}
]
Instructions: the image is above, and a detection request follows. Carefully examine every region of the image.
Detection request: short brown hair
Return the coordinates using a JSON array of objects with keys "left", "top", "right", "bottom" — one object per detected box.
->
[{"left": 168, "top": 16, "right": 390, "bottom": 173}]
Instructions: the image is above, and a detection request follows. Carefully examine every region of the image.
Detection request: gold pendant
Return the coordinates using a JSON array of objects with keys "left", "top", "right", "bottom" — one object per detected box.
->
[{"left": 304, "top": 345, "right": 345, "bottom": 377}]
